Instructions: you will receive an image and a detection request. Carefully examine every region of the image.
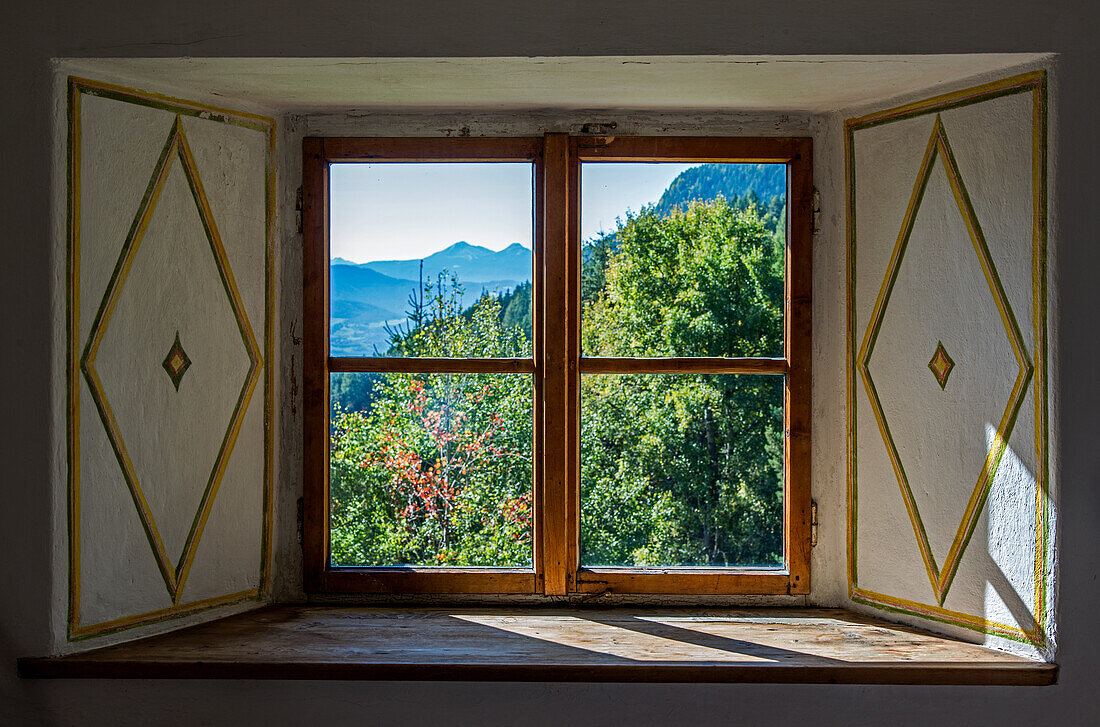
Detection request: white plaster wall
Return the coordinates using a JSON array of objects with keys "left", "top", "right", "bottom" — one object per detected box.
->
[{"left": 843, "top": 64, "right": 1056, "bottom": 658}]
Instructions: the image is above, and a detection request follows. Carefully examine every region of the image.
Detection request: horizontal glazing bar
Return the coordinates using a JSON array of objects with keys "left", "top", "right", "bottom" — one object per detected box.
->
[
  {"left": 321, "top": 570, "right": 538, "bottom": 595},
  {"left": 573, "top": 570, "right": 796, "bottom": 596},
  {"left": 330, "top": 357, "right": 536, "bottom": 373},
  {"left": 580, "top": 357, "right": 787, "bottom": 375}
]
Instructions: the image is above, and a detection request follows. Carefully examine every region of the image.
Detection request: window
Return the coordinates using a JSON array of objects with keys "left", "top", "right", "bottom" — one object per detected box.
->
[{"left": 302, "top": 134, "right": 812, "bottom": 595}]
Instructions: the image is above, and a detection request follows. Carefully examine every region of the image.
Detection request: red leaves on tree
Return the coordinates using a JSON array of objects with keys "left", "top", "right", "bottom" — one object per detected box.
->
[{"left": 354, "top": 377, "right": 524, "bottom": 546}]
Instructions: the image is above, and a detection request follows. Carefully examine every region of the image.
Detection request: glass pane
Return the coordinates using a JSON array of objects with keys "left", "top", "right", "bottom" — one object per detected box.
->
[
  {"left": 329, "top": 372, "right": 533, "bottom": 567},
  {"left": 581, "top": 373, "right": 784, "bottom": 568},
  {"left": 581, "top": 162, "right": 786, "bottom": 358},
  {"left": 329, "top": 162, "right": 534, "bottom": 357}
]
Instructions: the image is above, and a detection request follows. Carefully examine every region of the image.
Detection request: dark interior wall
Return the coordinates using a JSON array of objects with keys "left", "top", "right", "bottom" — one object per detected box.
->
[{"left": 1, "top": 2, "right": 1095, "bottom": 724}]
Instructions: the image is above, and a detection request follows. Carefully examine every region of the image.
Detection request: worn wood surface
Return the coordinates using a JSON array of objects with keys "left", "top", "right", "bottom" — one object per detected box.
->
[
  {"left": 541, "top": 132, "right": 571, "bottom": 596},
  {"left": 301, "top": 138, "right": 329, "bottom": 592},
  {"left": 19, "top": 606, "right": 1055, "bottom": 684},
  {"left": 786, "top": 137, "right": 814, "bottom": 594},
  {"left": 321, "top": 136, "right": 542, "bottom": 162},
  {"left": 573, "top": 136, "right": 808, "bottom": 163},
  {"left": 575, "top": 569, "right": 800, "bottom": 595},
  {"left": 320, "top": 569, "right": 536, "bottom": 594}
]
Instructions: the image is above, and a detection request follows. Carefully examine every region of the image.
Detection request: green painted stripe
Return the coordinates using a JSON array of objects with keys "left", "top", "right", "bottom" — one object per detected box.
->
[
  {"left": 1035, "top": 74, "right": 1051, "bottom": 638},
  {"left": 80, "top": 366, "right": 177, "bottom": 602},
  {"left": 857, "top": 126, "right": 941, "bottom": 584},
  {"left": 68, "top": 79, "right": 278, "bottom": 634},
  {"left": 80, "top": 124, "right": 177, "bottom": 368},
  {"left": 931, "top": 116, "right": 1035, "bottom": 604},
  {"left": 862, "top": 138, "right": 936, "bottom": 359},
  {"left": 70, "top": 592, "right": 261, "bottom": 642},
  {"left": 861, "top": 366, "right": 939, "bottom": 575},
  {"left": 75, "top": 82, "right": 271, "bottom": 134},
  {"left": 937, "top": 118, "right": 1033, "bottom": 371},
  {"left": 939, "top": 367, "right": 1033, "bottom": 603},
  {"left": 849, "top": 83, "right": 1036, "bottom": 134},
  {"left": 175, "top": 357, "right": 261, "bottom": 581},
  {"left": 851, "top": 594, "right": 1041, "bottom": 646},
  {"left": 178, "top": 121, "right": 259, "bottom": 366}
]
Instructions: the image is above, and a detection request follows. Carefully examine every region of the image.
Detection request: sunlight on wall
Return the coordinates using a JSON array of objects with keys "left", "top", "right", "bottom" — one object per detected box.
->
[{"left": 846, "top": 71, "right": 1053, "bottom": 656}]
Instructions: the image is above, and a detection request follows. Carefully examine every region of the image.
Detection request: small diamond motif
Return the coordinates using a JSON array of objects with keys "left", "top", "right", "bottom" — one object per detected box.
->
[
  {"left": 928, "top": 341, "right": 955, "bottom": 390},
  {"left": 162, "top": 331, "right": 192, "bottom": 391}
]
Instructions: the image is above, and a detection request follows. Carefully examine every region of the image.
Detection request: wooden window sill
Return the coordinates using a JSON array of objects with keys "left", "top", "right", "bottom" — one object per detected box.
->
[{"left": 18, "top": 605, "right": 1055, "bottom": 685}]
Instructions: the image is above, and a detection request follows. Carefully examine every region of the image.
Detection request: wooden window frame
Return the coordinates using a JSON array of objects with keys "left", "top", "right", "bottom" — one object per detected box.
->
[{"left": 302, "top": 134, "right": 812, "bottom": 597}]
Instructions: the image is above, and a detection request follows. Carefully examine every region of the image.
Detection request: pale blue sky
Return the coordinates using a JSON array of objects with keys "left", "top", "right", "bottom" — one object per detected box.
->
[
  {"left": 330, "top": 161, "right": 697, "bottom": 263},
  {"left": 581, "top": 162, "right": 694, "bottom": 242}
]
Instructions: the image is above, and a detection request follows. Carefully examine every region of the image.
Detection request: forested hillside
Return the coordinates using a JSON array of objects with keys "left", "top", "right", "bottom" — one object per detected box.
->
[{"left": 652, "top": 163, "right": 785, "bottom": 216}]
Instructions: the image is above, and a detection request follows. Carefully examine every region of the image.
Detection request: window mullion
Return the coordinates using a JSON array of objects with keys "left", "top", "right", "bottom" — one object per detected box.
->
[
  {"left": 566, "top": 137, "right": 581, "bottom": 593},
  {"left": 540, "top": 133, "right": 575, "bottom": 595}
]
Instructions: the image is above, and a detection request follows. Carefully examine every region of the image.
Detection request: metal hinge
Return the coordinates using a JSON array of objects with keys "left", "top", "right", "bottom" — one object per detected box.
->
[
  {"left": 811, "top": 188, "right": 821, "bottom": 235},
  {"left": 810, "top": 500, "right": 818, "bottom": 547},
  {"left": 572, "top": 121, "right": 617, "bottom": 148},
  {"left": 572, "top": 121, "right": 617, "bottom": 136},
  {"left": 295, "top": 186, "right": 304, "bottom": 234}
]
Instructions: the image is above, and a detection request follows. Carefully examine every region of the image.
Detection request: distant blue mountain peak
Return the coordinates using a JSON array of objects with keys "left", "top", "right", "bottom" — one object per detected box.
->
[{"left": 353, "top": 241, "right": 532, "bottom": 284}]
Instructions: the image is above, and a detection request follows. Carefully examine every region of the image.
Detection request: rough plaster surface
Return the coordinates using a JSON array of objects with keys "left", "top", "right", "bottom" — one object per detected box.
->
[
  {"left": 70, "top": 55, "right": 1044, "bottom": 113},
  {"left": 57, "top": 78, "right": 274, "bottom": 647},
  {"left": 847, "top": 74, "right": 1054, "bottom": 658}
]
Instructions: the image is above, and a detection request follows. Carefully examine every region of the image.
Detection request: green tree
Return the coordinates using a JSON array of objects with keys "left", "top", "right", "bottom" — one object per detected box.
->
[
  {"left": 496, "top": 280, "right": 533, "bottom": 341},
  {"left": 580, "top": 198, "right": 786, "bottom": 566}
]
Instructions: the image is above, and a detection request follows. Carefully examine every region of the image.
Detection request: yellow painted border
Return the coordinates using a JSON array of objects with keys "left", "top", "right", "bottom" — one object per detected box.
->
[
  {"left": 68, "top": 76, "right": 274, "bottom": 129},
  {"left": 851, "top": 586, "right": 1040, "bottom": 641},
  {"left": 845, "top": 70, "right": 1050, "bottom": 645},
  {"left": 67, "top": 77, "right": 276, "bottom": 639},
  {"left": 68, "top": 589, "right": 260, "bottom": 641}
]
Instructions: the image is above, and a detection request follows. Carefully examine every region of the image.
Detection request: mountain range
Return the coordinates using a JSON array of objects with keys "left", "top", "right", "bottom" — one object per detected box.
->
[
  {"left": 334, "top": 241, "right": 532, "bottom": 283},
  {"left": 330, "top": 244, "right": 529, "bottom": 355}
]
